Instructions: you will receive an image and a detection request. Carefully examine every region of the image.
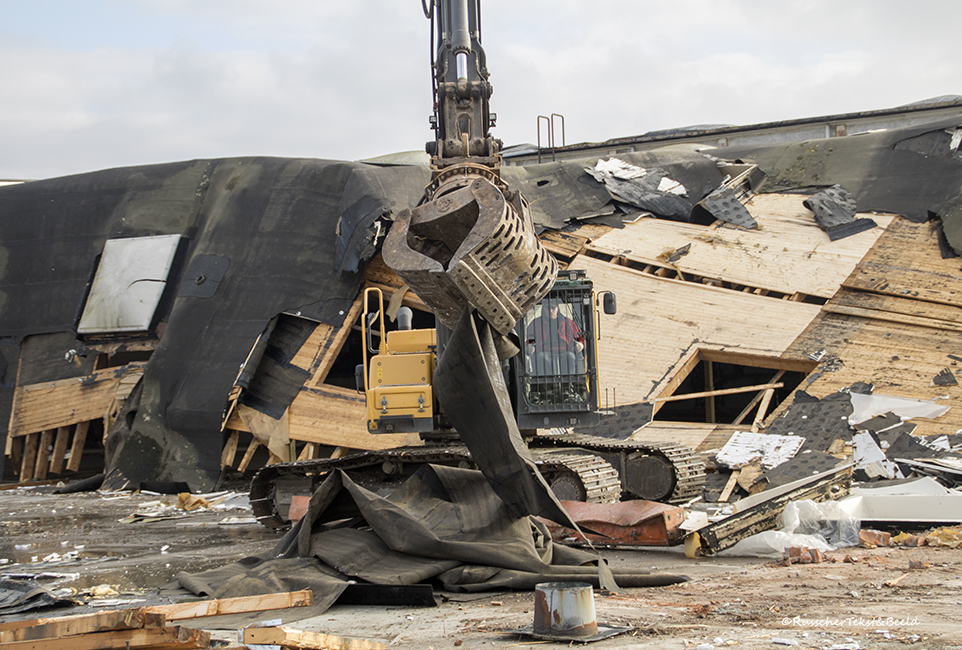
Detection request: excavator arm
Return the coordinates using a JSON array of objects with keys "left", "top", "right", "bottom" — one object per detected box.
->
[{"left": 385, "top": 0, "right": 557, "bottom": 334}]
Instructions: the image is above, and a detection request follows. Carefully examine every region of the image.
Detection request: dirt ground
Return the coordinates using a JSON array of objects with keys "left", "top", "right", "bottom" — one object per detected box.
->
[{"left": 2, "top": 485, "right": 961, "bottom": 650}]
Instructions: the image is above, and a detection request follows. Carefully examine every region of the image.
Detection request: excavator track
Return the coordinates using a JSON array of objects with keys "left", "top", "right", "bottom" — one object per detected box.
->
[
  {"left": 251, "top": 433, "right": 704, "bottom": 528},
  {"left": 527, "top": 432, "right": 706, "bottom": 504},
  {"left": 535, "top": 452, "right": 622, "bottom": 504}
]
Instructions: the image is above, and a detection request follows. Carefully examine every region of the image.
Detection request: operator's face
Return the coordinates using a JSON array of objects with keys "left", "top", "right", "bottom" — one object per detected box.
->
[{"left": 549, "top": 305, "right": 559, "bottom": 317}]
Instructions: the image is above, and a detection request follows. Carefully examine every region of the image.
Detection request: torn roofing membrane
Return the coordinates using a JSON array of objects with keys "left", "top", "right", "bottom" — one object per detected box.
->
[
  {"left": 721, "top": 116, "right": 962, "bottom": 253},
  {"left": 0, "top": 157, "right": 427, "bottom": 490}
]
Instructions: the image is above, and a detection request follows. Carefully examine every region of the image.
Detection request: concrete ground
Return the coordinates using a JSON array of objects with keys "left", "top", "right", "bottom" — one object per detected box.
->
[{"left": 1, "top": 484, "right": 960, "bottom": 649}]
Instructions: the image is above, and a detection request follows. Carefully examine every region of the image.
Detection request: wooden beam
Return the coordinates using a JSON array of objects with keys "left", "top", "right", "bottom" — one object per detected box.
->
[
  {"left": 220, "top": 429, "right": 240, "bottom": 469},
  {"left": 65, "top": 421, "right": 90, "bottom": 473},
  {"left": 732, "top": 371, "right": 786, "bottom": 425},
  {"left": 237, "top": 438, "right": 260, "bottom": 473},
  {"left": 822, "top": 303, "right": 962, "bottom": 333},
  {"left": 145, "top": 589, "right": 313, "bottom": 621},
  {"left": 650, "top": 382, "right": 784, "bottom": 404},
  {"left": 0, "top": 625, "right": 208, "bottom": 650},
  {"left": 751, "top": 388, "right": 776, "bottom": 433},
  {"left": 49, "top": 426, "right": 71, "bottom": 474},
  {"left": 244, "top": 626, "right": 386, "bottom": 650},
  {"left": 33, "top": 429, "right": 54, "bottom": 479},
  {"left": 296, "top": 442, "right": 318, "bottom": 461},
  {"left": 719, "top": 470, "right": 740, "bottom": 502},
  {"left": 0, "top": 609, "right": 164, "bottom": 641},
  {"left": 19, "top": 432, "right": 38, "bottom": 482}
]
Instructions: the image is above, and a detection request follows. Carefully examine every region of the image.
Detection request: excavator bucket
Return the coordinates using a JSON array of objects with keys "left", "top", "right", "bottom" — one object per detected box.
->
[{"left": 383, "top": 174, "right": 557, "bottom": 335}]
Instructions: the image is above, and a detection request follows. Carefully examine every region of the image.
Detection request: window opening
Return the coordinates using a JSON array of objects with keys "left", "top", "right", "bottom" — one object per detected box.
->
[{"left": 652, "top": 350, "right": 816, "bottom": 425}]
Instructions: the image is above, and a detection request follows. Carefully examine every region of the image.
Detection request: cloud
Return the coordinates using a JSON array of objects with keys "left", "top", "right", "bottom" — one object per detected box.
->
[{"left": 0, "top": 0, "right": 959, "bottom": 179}]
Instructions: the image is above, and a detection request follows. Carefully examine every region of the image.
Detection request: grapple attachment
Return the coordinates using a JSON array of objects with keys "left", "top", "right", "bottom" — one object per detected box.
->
[{"left": 383, "top": 170, "right": 557, "bottom": 335}]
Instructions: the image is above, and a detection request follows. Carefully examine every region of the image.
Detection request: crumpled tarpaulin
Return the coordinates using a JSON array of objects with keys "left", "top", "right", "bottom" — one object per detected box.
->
[
  {"left": 433, "top": 309, "right": 575, "bottom": 527},
  {"left": 175, "top": 465, "right": 685, "bottom": 611}
]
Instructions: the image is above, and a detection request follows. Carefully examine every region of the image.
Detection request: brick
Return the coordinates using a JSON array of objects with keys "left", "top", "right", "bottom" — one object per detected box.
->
[{"left": 859, "top": 529, "right": 891, "bottom": 548}]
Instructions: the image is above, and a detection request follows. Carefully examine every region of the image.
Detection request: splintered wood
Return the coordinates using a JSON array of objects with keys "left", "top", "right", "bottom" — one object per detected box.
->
[{"left": 0, "top": 590, "right": 314, "bottom": 649}]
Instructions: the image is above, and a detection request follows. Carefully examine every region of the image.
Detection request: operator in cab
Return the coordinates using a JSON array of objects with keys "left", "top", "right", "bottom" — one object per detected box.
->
[{"left": 525, "top": 298, "right": 585, "bottom": 376}]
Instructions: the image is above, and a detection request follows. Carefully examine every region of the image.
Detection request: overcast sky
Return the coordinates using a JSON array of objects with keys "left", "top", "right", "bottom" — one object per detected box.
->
[{"left": 2, "top": 0, "right": 957, "bottom": 180}]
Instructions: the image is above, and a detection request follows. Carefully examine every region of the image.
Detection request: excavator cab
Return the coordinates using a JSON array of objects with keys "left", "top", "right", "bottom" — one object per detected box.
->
[{"left": 512, "top": 269, "right": 614, "bottom": 431}]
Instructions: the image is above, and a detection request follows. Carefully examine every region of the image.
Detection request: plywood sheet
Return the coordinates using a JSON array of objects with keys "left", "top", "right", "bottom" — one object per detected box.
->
[
  {"left": 629, "top": 422, "right": 741, "bottom": 453},
  {"left": 842, "top": 217, "right": 962, "bottom": 306},
  {"left": 781, "top": 218, "right": 962, "bottom": 437},
  {"left": 287, "top": 383, "right": 420, "bottom": 449},
  {"left": 573, "top": 255, "right": 823, "bottom": 405},
  {"left": 586, "top": 194, "right": 894, "bottom": 298}
]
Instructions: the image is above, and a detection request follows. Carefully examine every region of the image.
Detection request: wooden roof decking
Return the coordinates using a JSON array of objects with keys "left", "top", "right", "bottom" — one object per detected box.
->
[
  {"left": 571, "top": 254, "right": 822, "bottom": 405},
  {"left": 570, "top": 193, "right": 896, "bottom": 409},
  {"left": 785, "top": 217, "right": 962, "bottom": 437}
]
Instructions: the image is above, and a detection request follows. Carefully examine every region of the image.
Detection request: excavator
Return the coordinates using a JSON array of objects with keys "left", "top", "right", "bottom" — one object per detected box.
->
[{"left": 250, "top": 0, "right": 704, "bottom": 529}]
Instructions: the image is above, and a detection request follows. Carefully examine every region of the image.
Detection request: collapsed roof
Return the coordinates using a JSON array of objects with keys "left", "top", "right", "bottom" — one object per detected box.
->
[{"left": 1, "top": 116, "right": 961, "bottom": 490}]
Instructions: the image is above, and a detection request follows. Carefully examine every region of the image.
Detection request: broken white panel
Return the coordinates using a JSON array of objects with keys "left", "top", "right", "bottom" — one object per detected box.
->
[
  {"left": 929, "top": 435, "right": 951, "bottom": 451},
  {"left": 852, "top": 431, "right": 903, "bottom": 479},
  {"left": 656, "top": 176, "right": 687, "bottom": 196},
  {"left": 848, "top": 392, "right": 950, "bottom": 426},
  {"left": 732, "top": 462, "right": 854, "bottom": 514},
  {"left": 838, "top": 493, "right": 962, "bottom": 523},
  {"left": 590, "top": 157, "right": 648, "bottom": 180},
  {"left": 714, "top": 431, "right": 805, "bottom": 470},
  {"left": 78, "top": 234, "right": 182, "bottom": 333},
  {"left": 850, "top": 476, "right": 954, "bottom": 497}
]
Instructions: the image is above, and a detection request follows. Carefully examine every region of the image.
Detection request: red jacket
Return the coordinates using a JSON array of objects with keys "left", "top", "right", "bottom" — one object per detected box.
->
[{"left": 526, "top": 315, "right": 584, "bottom": 352}]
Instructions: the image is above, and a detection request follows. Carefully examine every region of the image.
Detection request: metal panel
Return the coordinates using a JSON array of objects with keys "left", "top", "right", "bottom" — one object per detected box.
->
[{"left": 78, "top": 234, "right": 181, "bottom": 334}]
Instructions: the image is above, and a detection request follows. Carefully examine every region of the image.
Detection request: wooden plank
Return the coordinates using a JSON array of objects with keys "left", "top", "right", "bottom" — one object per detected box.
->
[
  {"left": 0, "top": 609, "right": 164, "bottom": 641},
  {"left": 49, "top": 426, "right": 71, "bottom": 474},
  {"left": 288, "top": 384, "right": 420, "bottom": 450},
  {"left": 33, "top": 429, "right": 54, "bottom": 479},
  {"left": 586, "top": 194, "right": 894, "bottom": 299},
  {"left": 822, "top": 303, "right": 962, "bottom": 332},
  {"left": 296, "top": 442, "right": 318, "bottom": 461},
  {"left": 236, "top": 438, "right": 260, "bottom": 473},
  {"left": 307, "top": 292, "right": 365, "bottom": 387},
  {"left": 539, "top": 229, "right": 589, "bottom": 260},
  {"left": 651, "top": 382, "right": 783, "bottom": 404},
  {"left": 244, "top": 626, "right": 386, "bottom": 650},
  {"left": 573, "top": 255, "right": 822, "bottom": 405},
  {"left": 221, "top": 429, "right": 239, "bottom": 469},
  {"left": 65, "top": 421, "right": 90, "bottom": 473},
  {"left": 840, "top": 217, "right": 962, "bottom": 307},
  {"left": 0, "top": 625, "right": 208, "bottom": 650},
  {"left": 9, "top": 363, "right": 145, "bottom": 437},
  {"left": 830, "top": 286, "right": 962, "bottom": 322},
  {"left": 750, "top": 388, "right": 776, "bottom": 433},
  {"left": 19, "top": 432, "right": 38, "bottom": 481},
  {"left": 144, "top": 589, "right": 313, "bottom": 620},
  {"left": 719, "top": 470, "right": 740, "bottom": 502}
]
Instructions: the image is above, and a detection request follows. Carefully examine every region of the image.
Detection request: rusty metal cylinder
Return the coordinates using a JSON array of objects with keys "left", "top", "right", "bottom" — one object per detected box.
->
[{"left": 532, "top": 582, "right": 599, "bottom": 638}]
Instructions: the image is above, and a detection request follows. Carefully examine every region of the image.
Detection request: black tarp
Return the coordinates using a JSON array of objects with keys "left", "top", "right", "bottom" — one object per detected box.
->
[
  {"left": 0, "top": 158, "right": 428, "bottom": 490},
  {"left": 175, "top": 465, "right": 683, "bottom": 612}
]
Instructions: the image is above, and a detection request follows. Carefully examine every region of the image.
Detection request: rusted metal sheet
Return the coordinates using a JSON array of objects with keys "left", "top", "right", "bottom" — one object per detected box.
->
[{"left": 541, "top": 499, "right": 687, "bottom": 546}]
